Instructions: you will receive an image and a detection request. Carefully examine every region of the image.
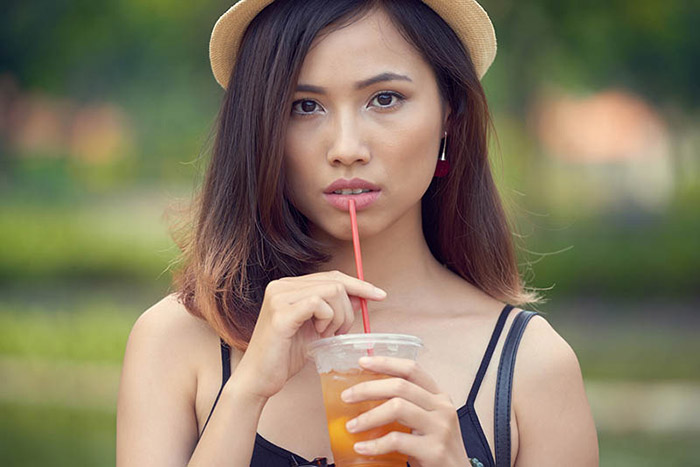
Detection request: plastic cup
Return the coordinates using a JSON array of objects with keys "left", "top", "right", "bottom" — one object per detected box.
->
[{"left": 307, "top": 333, "right": 424, "bottom": 467}]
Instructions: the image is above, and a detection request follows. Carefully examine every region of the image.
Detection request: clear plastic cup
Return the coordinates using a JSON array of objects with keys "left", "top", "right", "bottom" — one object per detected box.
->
[{"left": 307, "top": 333, "right": 424, "bottom": 467}]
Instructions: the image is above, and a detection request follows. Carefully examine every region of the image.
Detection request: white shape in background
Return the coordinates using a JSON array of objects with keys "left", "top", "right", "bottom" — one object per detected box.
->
[{"left": 531, "top": 89, "right": 674, "bottom": 213}]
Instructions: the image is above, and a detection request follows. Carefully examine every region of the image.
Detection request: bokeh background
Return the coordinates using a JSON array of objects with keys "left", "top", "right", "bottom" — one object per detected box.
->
[{"left": 1, "top": 0, "right": 698, "bottom": 465}]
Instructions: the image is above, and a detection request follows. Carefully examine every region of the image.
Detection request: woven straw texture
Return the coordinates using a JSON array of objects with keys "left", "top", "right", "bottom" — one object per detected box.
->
[{"left": 209, "top": 0, "right": 496, "bottom": 89}]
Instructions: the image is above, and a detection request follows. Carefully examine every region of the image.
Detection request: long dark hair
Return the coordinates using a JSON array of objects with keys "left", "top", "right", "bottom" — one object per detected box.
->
[{"left": 172, "top": 0, "right": 544, "bottom": 351}]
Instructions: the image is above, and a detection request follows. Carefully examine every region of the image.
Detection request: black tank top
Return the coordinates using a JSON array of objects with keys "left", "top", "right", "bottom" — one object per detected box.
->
[{"left": 200, "top": 303, "right": 523, "bottom": 466}]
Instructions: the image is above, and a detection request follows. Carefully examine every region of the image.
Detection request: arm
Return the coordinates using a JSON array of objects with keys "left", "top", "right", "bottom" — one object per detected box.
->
[
  {"left": 512, "top": 316, "right": 599, "bottom": 466},
  {"left": 116, "top": 296, "right": 268, "bottom": 467},
  {"left": 187, "top": 375, "right": 268, "bottom": 466},
  {"left": 118, "top": 272, "right": 383, "bottom": 465}
]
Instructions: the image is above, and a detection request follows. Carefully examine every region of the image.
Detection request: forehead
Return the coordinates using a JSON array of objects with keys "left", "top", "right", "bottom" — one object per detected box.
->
[{"left": 296, "top": 8, "right": 432, "bottom": 85}]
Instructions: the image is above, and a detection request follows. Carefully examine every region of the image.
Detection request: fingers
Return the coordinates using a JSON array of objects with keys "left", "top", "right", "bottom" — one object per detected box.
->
[
  {"left": 283, "top": 285, "right": 355, "bottom": 336},
  {"left": 268, "top": 271, "right": 387, "bottom": 337},
  {"left": 330, "top": 290, "right": 355, "bottom": 337},
  {"left": 341, "top": 376, "right": 440, "bottom": 412},
  {"left": 282, "top": 280, "right": 376, "bottom": 337},
  {"left": 265, "top": 270, "right": 386, "bottom": 339},
  {"left": 293, "top": 270, "right": 387, "bottom": 301},
  {"left": 344, "top": 396, "right": 431, "bottom": 435},
  {"left": 352, "top": 430, "right": 434, "bottom": 459},
  {"left": 285, "top": 295, "right": 334, "bottom": 334},
  {"left": 356, "top": 356, "right": 442, "bottom": 395},
  {"left": 310, "top": 283, "right": 353, "bottom": 337}
]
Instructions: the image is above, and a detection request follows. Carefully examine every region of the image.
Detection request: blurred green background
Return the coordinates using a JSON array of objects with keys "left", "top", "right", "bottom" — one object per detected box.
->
[{"left": 1, "top": 0, "right": 699, "bottom": 465}]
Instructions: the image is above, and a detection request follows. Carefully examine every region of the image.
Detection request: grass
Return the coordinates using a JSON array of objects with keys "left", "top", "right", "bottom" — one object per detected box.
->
[
  {"left": 0, "top": 189, "right": 182, "bottom": 283},
  {"left": 0, "top": 292, "right": 697, "bottom": 465},
  {"left": 0, "top": 307, "right": 136, "bottom": 364},
  {"left": 0, "top": 402, "right": 697, "bottom": 466},
  {"left": 0, "top": 184, "right": 697, "bottom": 465},
  {"left": 516, "top": 207, "right": 700, "bottom": 298},
  {"left": 0, "top": 288, "right": 149, "bottom": 364},
  {"left": 0, "top": 403, "right": 116, "bottom": 467},
  {"left": 1, "top": 290, "right": 699, "bottom": 380},
  {"left": 598, "top": 431, "right": 700, "bottom": 466},
  {"left": 570, "top": 330, "right": 700, "bottom": 382},
  {"left": 1, "top": 183, "right": 699, "bottom": 299},
  {"left": 548, "top": 305, "right": 700, "bottom": 382}
]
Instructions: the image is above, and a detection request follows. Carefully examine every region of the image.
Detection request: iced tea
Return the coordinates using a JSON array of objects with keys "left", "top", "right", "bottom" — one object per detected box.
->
[{"left": 320, "top": 368, "right": 410, "bottom": 467}]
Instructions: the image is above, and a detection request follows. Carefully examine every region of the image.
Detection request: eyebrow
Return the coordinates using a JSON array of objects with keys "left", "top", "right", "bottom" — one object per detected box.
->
[{"left": 295, "top": 72, "right": 412, "bottom": 94}]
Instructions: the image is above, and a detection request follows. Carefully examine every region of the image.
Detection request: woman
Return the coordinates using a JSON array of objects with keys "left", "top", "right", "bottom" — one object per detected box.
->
[{"left": 117, "top": 0, "right": 599, "bottom": 466}]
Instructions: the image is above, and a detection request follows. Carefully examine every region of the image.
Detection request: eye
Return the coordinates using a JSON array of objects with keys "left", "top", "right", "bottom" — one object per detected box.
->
[
  {"left": 291, "top": 92, "right": 405, "bottom": 117},
  {"left": 369, "top": 91, "right": 405, "bottom": 109},
  {"left": 291, "top": 99, "right": 322, "bottom": 116}
]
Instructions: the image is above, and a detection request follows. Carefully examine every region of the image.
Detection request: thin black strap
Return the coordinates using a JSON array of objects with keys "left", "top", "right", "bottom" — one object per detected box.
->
[
  {"left": 199, "top": 338, "right": 231, "bottom": 437},
  {"left": 466, "top": 304, "right": 514, "bottom": 406},
  {"left": 220, "top": 338, "right": 232, "bottom": 381},
  {"left": 494, "top": 310, "right": 539, "bottom": 467}
]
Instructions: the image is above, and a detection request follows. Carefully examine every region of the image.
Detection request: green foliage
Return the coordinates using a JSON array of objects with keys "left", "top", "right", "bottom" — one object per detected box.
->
[
  {"left": 519, "top": 208, "right": 700, "bottom": 298},
  {"left": 0, "top": 403, "right": 115, "bottom": 467},
  {"left": 0, "top": 304, "right": 140, "bottom": 364},
  {"left": 598, "top": 432, "right": 700, "bottom": 467},
  {"left": 0, "top": 401, "right": 697, "bottom": 466},
  {"left": 2, "top": 0, "right": 698, "bottom": 109},
  {"left": 1, "top": 291, "right": 697, "bottom": 381},
  {"left": 1, "top": 3, "right": 697, "bottom": 463},
  {"left": 1, "top": 0, "right": 224, "bottom": 97},
  {"left": 481, "top": 0, "right": 700, "bottom": 110},
  {"left": 0, "top": 196, "right": 178, "bottom": 284},
  {"left": 560, "top": 319, "right": 700, "bottom": 382}
]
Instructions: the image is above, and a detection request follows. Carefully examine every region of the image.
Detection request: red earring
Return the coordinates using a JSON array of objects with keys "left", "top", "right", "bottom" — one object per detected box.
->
[{"left": 434, "top": 131, "right": 449, "bottom": 177}]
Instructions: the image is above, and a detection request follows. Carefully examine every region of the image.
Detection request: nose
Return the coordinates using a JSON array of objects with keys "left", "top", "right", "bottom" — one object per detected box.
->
[{"left": 326, "top": 112, "right": 370, "bottom": 166}]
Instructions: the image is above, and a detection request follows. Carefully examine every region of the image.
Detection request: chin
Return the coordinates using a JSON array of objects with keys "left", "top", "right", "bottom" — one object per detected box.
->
[
  {"left": 335, "top": 219, "right": 387, "bottom": 243},
  {"left": 298, "top": 197, "right": 390, "bottom": 241}
]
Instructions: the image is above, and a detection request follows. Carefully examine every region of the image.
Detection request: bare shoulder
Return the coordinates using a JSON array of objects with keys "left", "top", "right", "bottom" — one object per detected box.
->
[
  {"left": 135, "top": 293, "right": 214, "bottom": 344},
  {"left": 117, "top": 293, "right": 218, "bottom": 466},
  {"left": 128, "top": 293, "right": 214, "bottom": 377},
  {"left": 515, "top": 313, "right": 580, "bottom": 379},
  {"left": 137, "top": 293, "right": 205, "bottom": 330},
  {"left": 511, "top": 312, "right": 600, "bottom": 466}
]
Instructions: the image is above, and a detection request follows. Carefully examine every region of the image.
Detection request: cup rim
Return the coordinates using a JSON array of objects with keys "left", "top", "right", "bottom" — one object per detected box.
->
[{"left": 306, "top": 332, "right": 423, "bottom": 357}]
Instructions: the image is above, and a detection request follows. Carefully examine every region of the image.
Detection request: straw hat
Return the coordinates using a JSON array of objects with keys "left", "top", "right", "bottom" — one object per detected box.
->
[{"left": 209, "top": 0, "right": 497, "bottom": 90}]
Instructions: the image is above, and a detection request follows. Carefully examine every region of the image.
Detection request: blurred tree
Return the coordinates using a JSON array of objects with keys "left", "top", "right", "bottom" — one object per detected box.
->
[
  {"left": 0, "top": 0, "right": 227, "bottom": 98},
  {"left": 2, "top": 0, "right": 698, "bottom": 109},
  {"left": 482, "top": 0, "right": 699, "bottom": 112}
]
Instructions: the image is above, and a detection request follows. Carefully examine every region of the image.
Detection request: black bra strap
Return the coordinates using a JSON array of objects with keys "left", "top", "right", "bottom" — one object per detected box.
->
[
  {"left": 494, "top": 310, "right": 539, "bottom": 467},
  {"left": 199, "top": 338, "right": 231, "bottom": 437},
  {"left": 220, "top": 338, "right": 232, "bottom": 381},
  {"left": 466, "top": 304, "right": 514, "bottom": 406}
]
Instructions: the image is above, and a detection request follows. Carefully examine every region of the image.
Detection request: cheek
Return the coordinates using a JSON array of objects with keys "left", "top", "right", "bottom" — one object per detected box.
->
[{"left": 386, "top": 112, "right": 442, "bottom": 185}]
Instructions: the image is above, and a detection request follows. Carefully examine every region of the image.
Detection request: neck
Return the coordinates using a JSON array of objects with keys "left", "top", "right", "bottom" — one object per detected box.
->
[{"left": 312, "top": 203, "right": 450, "bottom": 314}]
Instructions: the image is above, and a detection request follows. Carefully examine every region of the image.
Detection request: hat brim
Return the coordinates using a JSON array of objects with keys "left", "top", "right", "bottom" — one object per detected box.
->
[{"left": 209, "top": 0, "right": 496, "bottom": 90}]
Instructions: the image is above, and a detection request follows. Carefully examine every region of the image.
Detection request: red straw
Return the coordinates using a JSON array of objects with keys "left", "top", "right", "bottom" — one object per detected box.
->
[{"left": 348, "top": 199, "right": 372, "bottom": 335}]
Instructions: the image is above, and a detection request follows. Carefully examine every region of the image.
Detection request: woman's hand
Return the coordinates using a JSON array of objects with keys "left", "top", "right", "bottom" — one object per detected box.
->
[
  {"left": 340, "top": 356, "right": 470, "bottom": 467},
  {"left": 234, "top": 270, "right": 387, "bottom": 401}
]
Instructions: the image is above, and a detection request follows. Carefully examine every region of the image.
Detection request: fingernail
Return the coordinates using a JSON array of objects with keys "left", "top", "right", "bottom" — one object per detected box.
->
[
  {"left": 354, "top": 441, "right": 370, "bottom": 453},
  {"left": 346, "top": 418, "right": 357, "bottom": 432},
  {"left": 359, "top": 356, "right": 372, "bottom": 365},
  {"left": 341, "top": 389, "right": 352, "bottom": 402},
  {"left": 373, "top": 287, "right": 387, "bottom": 297}
]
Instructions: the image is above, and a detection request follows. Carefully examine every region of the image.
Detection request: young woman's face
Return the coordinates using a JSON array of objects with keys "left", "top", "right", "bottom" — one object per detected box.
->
[{"left": 284, "top": 7, "right": 449, "bottom": 242}]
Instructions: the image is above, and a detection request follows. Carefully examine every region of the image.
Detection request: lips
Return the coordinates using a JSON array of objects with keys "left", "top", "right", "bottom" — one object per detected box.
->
[
  {"left": 324, "top": 177, "right": 381, "bottom": 194},
  {"left": 322, "top": 177, "right": 382, "bottom": 211},
  {"left": 323, "top": 190, "right": 381, "bottom": 211}
]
